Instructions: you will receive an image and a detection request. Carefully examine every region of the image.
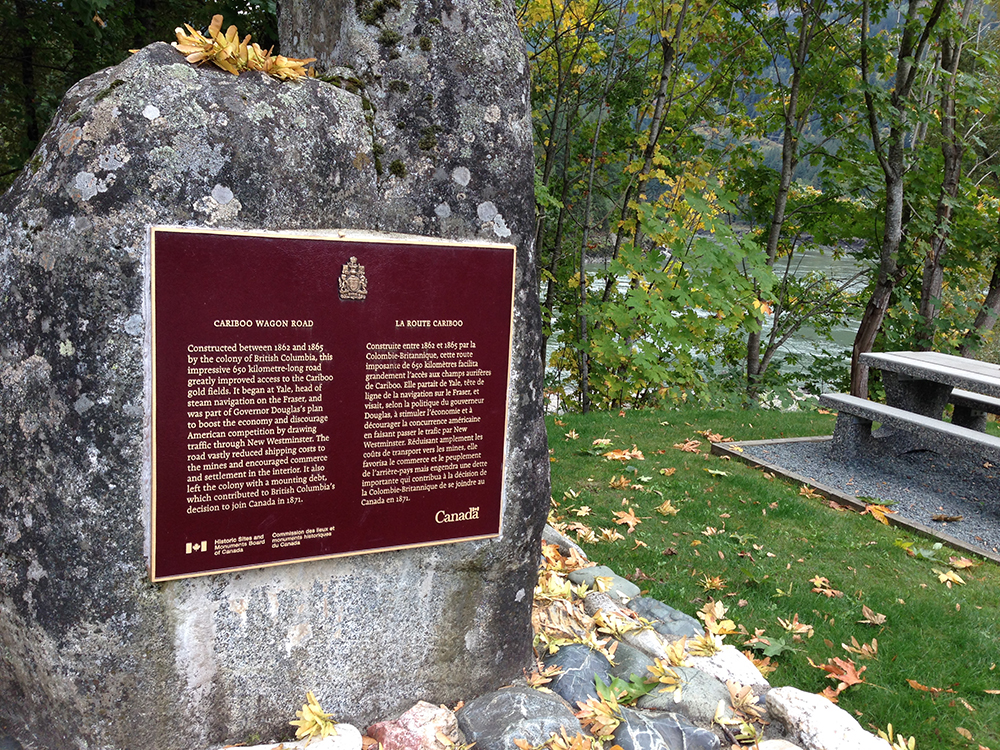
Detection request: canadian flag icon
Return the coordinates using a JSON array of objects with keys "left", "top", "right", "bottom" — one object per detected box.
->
[{"left": 186, "top": 541, "right": 207, "bottom": 554}]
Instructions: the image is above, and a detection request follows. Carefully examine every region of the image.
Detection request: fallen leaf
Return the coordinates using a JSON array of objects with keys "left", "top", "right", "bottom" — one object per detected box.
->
[
  {"left": 613, "top": 508, "right": 643, "bottom": 533},
  {"left": 704, "top": 468, "right": 730, "bottom": 477},
  {"left": 957, "top": 728, "right": 974, "bottom": 741},
  {"left": 933, "top": 568, "right": 965, "bottom": 588},
  {"left": 799, "top": 485, "right": 822, "bottom": 499},
  {"left": 949, "top": 556, "right": 978, "bottom": 569},
  {"left": 809, "top": 575, "right": 844, "bottom": 598},
  {"left": 907, "top": 679, "right": 955, "bottom": 698},
  {"left": 659, "top": 467, "right": 677, "bottom": 476},
  {"left": 673, "top": 439, "right": 702, "bottom": 453},
  {"left": 565, "top": 430, "right": 580, "bottom": 440},
  {"left": 609, "top": 475, "right": 631, "bottom": 489},
  {"left": 862, "top": 504, "right": 896, "bottom": 525},
  {"left": 858, "top": 605, "right": 887, "bottom": 626},
  {"left": 931, "top": 514, "right": 963, "bottom": 522}
]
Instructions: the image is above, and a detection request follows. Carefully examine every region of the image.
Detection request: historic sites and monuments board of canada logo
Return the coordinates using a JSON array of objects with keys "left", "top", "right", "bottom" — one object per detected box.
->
[{"left": 148, "top": 227, "right": 516, "bottom": 580}]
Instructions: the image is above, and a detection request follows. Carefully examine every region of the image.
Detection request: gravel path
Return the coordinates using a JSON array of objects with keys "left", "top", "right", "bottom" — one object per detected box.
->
[{"left": 736, "top": 436, "right": 1000, "bottom": 558}]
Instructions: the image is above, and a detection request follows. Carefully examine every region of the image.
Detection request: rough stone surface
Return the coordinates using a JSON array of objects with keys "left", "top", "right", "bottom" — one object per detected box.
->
[
  {"left": 456, "top": 686, "right": 582, "bottom": 750},
  {"left": 636, "top": 666, "right": 734, "bottom": 726},
  {"left": 0, "top": 9, "right": 545, "bottom": 746},
  {"left": 766, "top": 687, "right": 892, "bottom": 750},
  {"left": 542, "top": 644, "right": 612, "bottom": 705},
  {"left": 612, "top": 708, "right": 720, "bottom": 750},
  {"left": 688, "top": 646, "right": 771, "bottom": 693},
  {"left": 758, "top": 741, "right": 805, "bottom": 750},
  {"left": 368, "top": 701, "right": 466, "bottom": 750},
  {"left": 240, "top": 724, "right": 364, "bottom": 750},
  {"left": 542, "top": 524, "right": 587, "bottom": 559},
  {"left": 569, "top": 565, "right": 640, "bottom": 600},
  {"left": 607, "top": 641, "right": 657, "bottom": 683},
  {"left": 627, "top": 597, "right": 704, "bottom": 638}
]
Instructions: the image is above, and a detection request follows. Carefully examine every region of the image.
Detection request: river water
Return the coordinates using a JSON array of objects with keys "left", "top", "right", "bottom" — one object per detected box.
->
[{"left": 545, "top": 247, "right": 866, "bottom": 397}]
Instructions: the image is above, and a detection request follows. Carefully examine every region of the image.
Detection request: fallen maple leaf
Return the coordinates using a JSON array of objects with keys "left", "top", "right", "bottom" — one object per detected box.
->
[
  {"left": 949, "top": 556, "right": 978, "bottom": 569},
  {"left": 599, "top": 527, "right": 625, "bottom": 542},
  {"left": 842, "top": 636, "right": 878, "bottom": 659},
  {"left": 655, "top": 499, "right": 679, "bottom": 516},
  {"left": 862, "top": 504, "right": 896, "bottom": 525},
  {"left": 613, "top": 508, "right": 643, "bottom": 533},
  {"left": 609, "top": 475, "right": 631, "bottom": 489},
  {"left": 858, "top": 604, "right": 887, "bottom": 626},
  {"left": 659, "top": 467, "right": 677, "bottom": 476},
  {"left": 592, "top": 438, "right": 612, "bottom": 446},
  {"left": 809, "top": 575, "right": 844, "bottom": 598},
  {"left": 565, "top": 430, "right": 580, "bottom": 440},
  {"left": 799, "top": 485, "right": 822, "bottom": 499},
  {"left": 809, "top": 656, "right": 866, "bottom": 695},
  {"left": 673, "top": 439, "right": 702, "bottom": 453},
  {"left": 933, "top": 568, "right": 965, "bottom": 588},
  {"left": 604, "top": 446, "right": 645, "bottom": 461},
  {"left": 572, "top": 506, "right": 592, "bottom": 517}
]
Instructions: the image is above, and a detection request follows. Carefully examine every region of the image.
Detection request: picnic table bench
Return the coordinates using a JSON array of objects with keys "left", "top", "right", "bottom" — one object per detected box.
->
[{"left": 819, "top": 350, "right": 1000, "bottom": 461}]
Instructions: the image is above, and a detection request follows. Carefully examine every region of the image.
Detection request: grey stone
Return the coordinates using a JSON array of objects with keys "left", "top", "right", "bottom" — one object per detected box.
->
[
  {"left": 612, "top": 708, "right": 720, "bottom": 750},
  {"left": 0, "top": 4, "right": 545, "bottom": 744},
  {"left": 766, "top": 687, "right": 892, "bottom": 750},
  {"left": 456, "top": 686, "right": 582, "bottom": 750},
  {"left": 542, "top": 524, "right": 587, "bottom": 560},
  {"left": 626, "top": 597, "right": 704, "bottom": 638},
  {"left": 608, "top": 641, "right": 658, "bottom": 683},
  {"left": 636, "top": 667, "right": 734, "bottom": 726},
  {"left": 569, "top": 565, "right": 640, "bottom": 600},
  {"left": 543, "top": 644, "right": 612, "bottom": 705}
]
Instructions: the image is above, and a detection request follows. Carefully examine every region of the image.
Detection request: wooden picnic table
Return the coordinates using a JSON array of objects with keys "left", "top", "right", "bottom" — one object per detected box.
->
[{"left": 820, "top": 350, "right": 1000, "bottom": 460}]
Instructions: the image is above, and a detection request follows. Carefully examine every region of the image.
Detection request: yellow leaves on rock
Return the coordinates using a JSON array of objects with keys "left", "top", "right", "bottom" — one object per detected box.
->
[
  {"left": 648, "top": 658, "right": 684, "bottom": 697},
  {"left": 515, "top": 730, "right": 601, "bottom": 750},
  {"left": 290, "top": 691, "right": 338, "bottom": 742},
  {"left": 663, "top": 636, "right": 691, "bottom": 667},
  {"left": 809, "top": 656, "right": 866, "bottom": 701},
  {"left": 742, "top": 651, "right": 777, "bottom": 677},
  {"left": 687, "top": 631, "right": 724, "bottom": 657},
  {"left": 174, "top": 15, "right": 315, "bottom": 80},
  {"left": 574, "top": 696, "right": 622, "bottom": 738},
  {"left": 697, "top": 601, "right": 736, "bottom": 635},
  {"left": 727, "top": 681, "right": 764, "bottom": 720}
]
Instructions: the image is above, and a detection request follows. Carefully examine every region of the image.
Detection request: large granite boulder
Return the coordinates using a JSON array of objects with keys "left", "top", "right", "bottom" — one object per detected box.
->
[{"left": 0, "top": 2, "right": 545, "bottom": 744}]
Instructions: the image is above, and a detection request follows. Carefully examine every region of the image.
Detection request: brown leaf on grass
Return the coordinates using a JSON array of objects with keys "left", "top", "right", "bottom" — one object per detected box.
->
[
  {"left": 809, "top": 656, "right": 866, "bottom": 695},
  {"left": 819, "top": 686, "right": 841, "bottom": 703},
  {"left": 825, "top": 499, "right": 848, "bottom": 511},
  {"left": 655, "top": 499, "right": 680, "bottom": 516},
  {"left": 809, "top": 576, "right": 844, "bottom": 598},
  {"left": 799, "top": 485, "right": 822, "bottom": 499},
  {"left": 778, "top": 613, "right": 814, "bottom": 639},
  {"left": 604, "top": 446, "right": 645, "bottom": 462},
  {"left": 842, "top": 636, "right": 878, "bottom": 659},
  {"left": 564, "top": 521, "right": 597, "bottom": 544},
  {"left": 613, "top": 508, "right": 643, "bottom": 532},
  {"left": 933, "top": 568, "right": 966, "bottom": 588},
  {"left": 609, "top": 475, "right": 631, "bottom": 489},
  {"left": 932, "top": 514, "right": 963, "bottom": 522},
  {"left": 698, "top": 429, "right": 734, "bottom": 443},
  {"left": 673, "top": 439, "right": 702, "bottom": 453},
  {"left": 858, "top": 605, "right": 887, "bottom": 626},
  {"left": 662, "top": 547, "right": 678, "bottom": 556},
  {"left": 957, "top": 728, "right": 974, "bottom": 741},
  {"left": 659, "top": 467, "right": 677, "bottom": 477},
  {"left": 907, "top": 679, "right": 955, "bottom": 699},
  {"left": 950, "top": 556, "right": 979, "bottom": 569}
]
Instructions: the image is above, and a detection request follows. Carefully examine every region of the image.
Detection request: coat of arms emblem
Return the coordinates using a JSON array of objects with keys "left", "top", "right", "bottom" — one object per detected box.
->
[{"left": 338, "top": 256, "right": 368, "bottom": 300}]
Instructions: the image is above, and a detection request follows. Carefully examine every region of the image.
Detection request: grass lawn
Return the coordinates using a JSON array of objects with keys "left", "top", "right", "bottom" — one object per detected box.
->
[{"left": 545, "top": 407, "right": 1000, "bottom": 750}]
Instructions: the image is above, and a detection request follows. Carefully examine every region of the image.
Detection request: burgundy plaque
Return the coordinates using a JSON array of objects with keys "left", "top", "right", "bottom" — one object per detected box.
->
[{"left": 149, "top": 227, "right": 515, "bottom": 581}]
